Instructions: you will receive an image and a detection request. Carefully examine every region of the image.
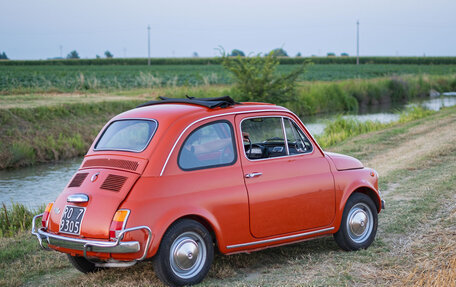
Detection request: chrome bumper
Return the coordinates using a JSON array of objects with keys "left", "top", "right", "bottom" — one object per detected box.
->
[
  {"left": 381, "top": 199, "right": 385, "bottom": 209},
  {"left": 31, "top": 213, "right": 152, "bottom": 264}
]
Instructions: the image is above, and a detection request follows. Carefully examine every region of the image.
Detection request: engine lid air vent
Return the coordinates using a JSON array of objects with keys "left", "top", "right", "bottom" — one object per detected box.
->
[
  {"left": 100, "top": 174, "right": 128, "bottom": 192},
  {"left": 68, "top": 173, "right": 89, "bottom": 188},
  {"left": 82, "top": 158, "right": 139, "bottom": 172}
]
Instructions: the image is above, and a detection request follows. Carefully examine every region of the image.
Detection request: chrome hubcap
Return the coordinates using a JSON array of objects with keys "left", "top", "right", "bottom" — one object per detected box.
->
[
  {"left": 169, "top": 231, "right": 206, "bottom": 279},
  {"left": 173, "top": 238, "right": 199, "bottom": 270},
  {"left": 346, "top": 203, "right": 373, "bottom": 243}
]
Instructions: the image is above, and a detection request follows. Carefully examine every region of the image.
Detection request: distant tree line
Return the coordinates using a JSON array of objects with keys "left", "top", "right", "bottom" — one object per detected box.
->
[
  {"left": 0, "top": 51, "right": 8, "bottom": 60},
  {"left": 2, "top": 56, "right": 456, "bottom": 66},
  {"left": 67, "top": 50, "right": 114, "bottom": 59}
]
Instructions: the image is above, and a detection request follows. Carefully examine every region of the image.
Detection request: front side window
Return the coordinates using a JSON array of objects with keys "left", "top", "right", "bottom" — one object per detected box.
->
[
  {"left": 178, "top": 121, "right": 236, "bottom": 170},
  {"left": 241, "top": 117, "right": 286, "bottom": 159},
  {"left": 95, "top": 120, "right": 157, "bottom": 152},
  {"left": 241, "top": 117, "right": 313, "bottom": 160}
]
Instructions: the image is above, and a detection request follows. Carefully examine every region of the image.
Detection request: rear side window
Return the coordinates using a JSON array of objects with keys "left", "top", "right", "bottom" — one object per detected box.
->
[
  {"left": 95, "top": 120, "right": 157, "bottom": 152},
  {"left": 178, "top": 121, "right": 237, "bottom": 171}
]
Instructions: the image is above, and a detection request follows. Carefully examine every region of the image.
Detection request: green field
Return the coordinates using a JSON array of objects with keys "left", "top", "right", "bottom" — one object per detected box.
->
[{"left": 2, "top": 64, "right": 456, "bottom": 93}]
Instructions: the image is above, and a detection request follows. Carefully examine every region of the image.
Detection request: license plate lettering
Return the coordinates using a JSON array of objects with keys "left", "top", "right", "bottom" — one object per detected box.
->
[{"left": 59, "top": 206, "right": 85, "bottom": 235}]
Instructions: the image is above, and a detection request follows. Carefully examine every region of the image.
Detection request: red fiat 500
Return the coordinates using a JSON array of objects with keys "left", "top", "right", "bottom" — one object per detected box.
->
[{"left": 32, "top": 96, "right": 384, "bottom": 286}]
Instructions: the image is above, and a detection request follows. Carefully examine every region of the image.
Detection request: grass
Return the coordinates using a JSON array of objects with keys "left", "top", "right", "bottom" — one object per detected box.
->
[
  {"left": 315, "top": 106, "right": 435, "bottom": 148},
  {"left": 0, "top": 202, "right": 44, "bottom": 237},
  {"left": 1, "top": 106, "right": 455, "bottom": 286}
]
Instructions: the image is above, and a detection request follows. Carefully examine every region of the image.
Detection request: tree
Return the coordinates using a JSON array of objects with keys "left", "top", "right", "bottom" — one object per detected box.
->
[
  {"left": 221, "top": 51, "right": 309, "bottom": 104},
  {"left": 67, "top": 50, "right": 80, "bottom": 59},
  {"left": 230, "top": 49, "right": 245, "bottom": 57},
  {"left": 0, "top": 52, "right": 8, "bottom": 59},
  {"left": 96, "top": 55, "right": 101, "bottom": 59},
  {"left": 104, "top": 50, "right": 113, "bottom": 58},
  {"left": 296, "top": 52, "right": 302, "bottom": 57},
  {"left": 270, "top": 48, "right": 288, "bottom": 57},
  {"left": 192, "top": 52, "right": 199, "bottom": 57}
]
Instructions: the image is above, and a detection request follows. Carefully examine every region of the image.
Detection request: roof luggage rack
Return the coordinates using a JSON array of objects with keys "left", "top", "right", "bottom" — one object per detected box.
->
[{"left": 136, "top": 96, "right": 239, "bottom": 109}]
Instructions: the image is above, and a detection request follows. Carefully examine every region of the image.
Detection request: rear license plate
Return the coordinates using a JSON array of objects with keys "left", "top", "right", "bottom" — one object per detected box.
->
[{"left": 59, "top": 205, "right": 85, "bottom": 235}]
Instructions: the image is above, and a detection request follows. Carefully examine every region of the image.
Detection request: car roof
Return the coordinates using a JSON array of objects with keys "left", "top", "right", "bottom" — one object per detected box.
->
[{"left": 113, "top": 100, "right": 290, "bottom": 125}]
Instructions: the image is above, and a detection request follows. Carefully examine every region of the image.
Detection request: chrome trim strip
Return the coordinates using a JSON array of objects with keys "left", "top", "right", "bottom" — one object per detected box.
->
[
  {"left": 67, "top": 194, "right": 89, "bottom": 203},
  {"left": 159, "top": 108, "right": 285, "bottom": 176},
  {"left": 280, "top": 117, "right": 290, "bottom": 155},
  {"left": 226, "top": 227, "right": 334, "bottom": 249}
]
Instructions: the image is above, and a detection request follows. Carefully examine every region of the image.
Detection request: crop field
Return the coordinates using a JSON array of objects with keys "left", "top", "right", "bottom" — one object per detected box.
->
[{"left": 1, "top": 64, "right": 456, "bottom": 93}]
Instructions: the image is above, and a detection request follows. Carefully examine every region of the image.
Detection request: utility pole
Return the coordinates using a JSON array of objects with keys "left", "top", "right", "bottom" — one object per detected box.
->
[
  {"left": 147, "top": 25, "right": 151, "bottom": 66},
  {"left": 356, "top": 20, "right": 360, "bottom": 65}
]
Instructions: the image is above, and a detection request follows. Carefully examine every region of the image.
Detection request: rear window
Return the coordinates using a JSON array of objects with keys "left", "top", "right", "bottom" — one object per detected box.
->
[{"left": 94, "top": 119, "right": 157, "bottom": 152}]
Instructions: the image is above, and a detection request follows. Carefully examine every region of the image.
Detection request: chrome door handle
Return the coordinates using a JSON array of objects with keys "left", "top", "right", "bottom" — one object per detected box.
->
[{"left": 245, "top": 172, "right": 262, "bottom": 178}]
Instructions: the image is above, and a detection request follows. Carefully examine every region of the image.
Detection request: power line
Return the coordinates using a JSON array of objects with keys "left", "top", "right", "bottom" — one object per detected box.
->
[
  {"left": 356, "top": 20, "right": 360, "bottom": 65},
  {"left": 147, "top": 25, "right": 151, "bottom": 66}
]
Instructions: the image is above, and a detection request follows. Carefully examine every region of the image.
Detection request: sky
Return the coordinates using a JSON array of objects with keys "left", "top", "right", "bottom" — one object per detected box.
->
[{"left": 1, "top": 0, "right": 455, "bottom": 60}]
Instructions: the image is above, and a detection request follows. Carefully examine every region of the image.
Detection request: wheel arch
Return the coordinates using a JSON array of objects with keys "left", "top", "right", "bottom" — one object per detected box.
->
[
  {"left": 352, "top": 186, "right": 381, "bottom": 212},
  {"left": 148, "top": 211, "right": 223, "bottom": 258},
  {"left": 174, "top": 214, "right": 219, "bottom": 247},
  {"left": 334, "top": 183, "right": 381, "bottom": 233}
]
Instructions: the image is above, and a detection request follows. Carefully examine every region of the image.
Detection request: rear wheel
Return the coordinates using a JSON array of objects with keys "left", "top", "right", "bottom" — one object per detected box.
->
[
  {"left": 67, "top": 254, "right": 101, "bottom": 273},
  {"left": 153, "top": 219, "right": 214, "bottom": 287},
  {"left": 334, "top": 193, "right": 378, "bottom": 251}
]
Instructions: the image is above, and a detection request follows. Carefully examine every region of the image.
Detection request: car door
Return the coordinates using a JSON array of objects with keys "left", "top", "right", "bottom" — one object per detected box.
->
[{"left": 236, "top": 113, "right": 335, "bottom": 238}]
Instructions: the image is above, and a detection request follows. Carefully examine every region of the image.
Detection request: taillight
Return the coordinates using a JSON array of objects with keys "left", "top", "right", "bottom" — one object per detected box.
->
[
  {"left": 42, "top": 202, "right": 54, "bottom": 228},
  {"left": 109, "top": 209, "right": 130, "bottom": 240}
]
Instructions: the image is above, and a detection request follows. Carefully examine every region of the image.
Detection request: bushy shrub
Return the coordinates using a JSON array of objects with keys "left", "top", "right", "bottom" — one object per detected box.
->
[{"left": 221, "top": 52, "right": 309, "bottom": 104}]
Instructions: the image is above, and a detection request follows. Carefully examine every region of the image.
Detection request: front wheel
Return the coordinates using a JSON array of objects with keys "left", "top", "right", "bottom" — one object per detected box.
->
[
  {"left": 153, "top": 219, "right": 214, "bottom": 287},
  {"left": 334, "top": 193, "right": 378, "bottom": 251}
]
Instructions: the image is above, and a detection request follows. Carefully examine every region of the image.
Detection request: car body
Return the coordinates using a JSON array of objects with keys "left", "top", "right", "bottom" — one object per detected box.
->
[{"left": 32, "top": 96, "right": 384, "bottom": 286}]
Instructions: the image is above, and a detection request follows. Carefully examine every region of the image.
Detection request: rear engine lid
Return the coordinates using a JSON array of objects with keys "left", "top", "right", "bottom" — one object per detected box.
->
[
  {"left": 325, "top": 152, "right": 364, "bottom": 171},
  {"left": 47, "top": 168, "right": 140, "bottom": 239}
]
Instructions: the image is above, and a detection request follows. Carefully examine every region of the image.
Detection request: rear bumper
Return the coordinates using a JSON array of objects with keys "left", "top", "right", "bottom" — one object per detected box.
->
[{"left": 31, "top": 214, "right": 152, "bottom": 263}]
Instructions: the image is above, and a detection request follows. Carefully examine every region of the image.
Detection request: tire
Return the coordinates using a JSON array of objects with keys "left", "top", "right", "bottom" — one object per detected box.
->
[
  {"left": 153, "top": 219, "right": 214, "bottom": 287},
  {"left": 67, "top": 254, "right": 101, "bottom": 273},
  {"left": 334, "top": 193, "right": 378, "bottom": 251}
]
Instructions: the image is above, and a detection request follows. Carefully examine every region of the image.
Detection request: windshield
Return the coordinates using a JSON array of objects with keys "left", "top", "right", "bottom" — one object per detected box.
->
[{"left": 94, "top": 119, "right": 157, "bottom": 152}]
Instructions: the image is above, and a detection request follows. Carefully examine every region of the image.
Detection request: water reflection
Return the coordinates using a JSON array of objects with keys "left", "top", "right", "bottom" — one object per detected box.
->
[{"left": 0, "top": 158, "right": 82, "bottom": 209}]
